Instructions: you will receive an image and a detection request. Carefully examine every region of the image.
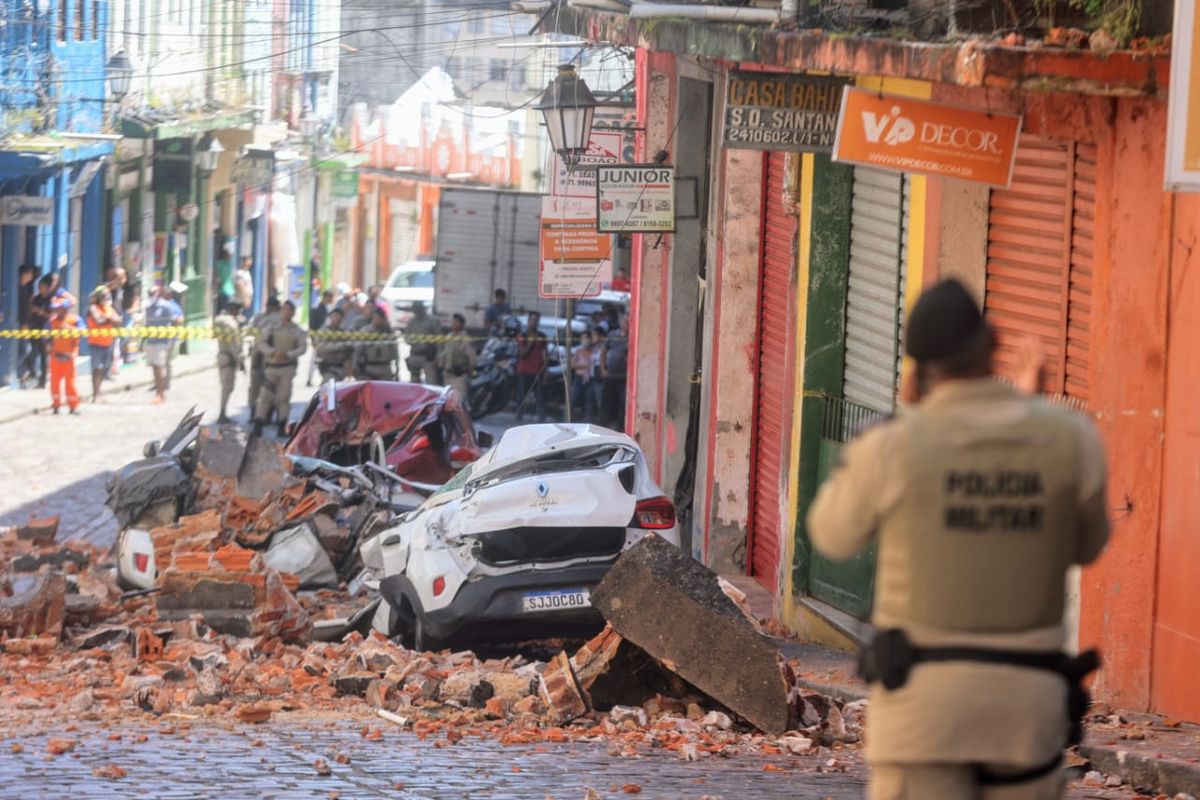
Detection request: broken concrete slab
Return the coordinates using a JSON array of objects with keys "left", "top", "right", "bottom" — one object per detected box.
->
[
  {"left": 156, "top": 568, "right": 312, "bottom": 643},
  {"left": 0, "top": 572, "right": 67, "bottom": 639},
  {"left": 237, "top": 437, "right": 291, "bottom": 499},
  {"left": 590, "top": 535, "right": 794, "bottom": 735}
]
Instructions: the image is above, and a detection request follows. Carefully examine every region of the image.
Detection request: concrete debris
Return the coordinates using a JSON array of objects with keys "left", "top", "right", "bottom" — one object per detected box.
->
[
  {"left": 539, "top": 651, "right": 588, "bottom": 724},
  {"left": 16, "top": 516, "right": 59, "bottom": 544},
  {"left": 591, "top": 535, "right": 795, "bottom": 735}
]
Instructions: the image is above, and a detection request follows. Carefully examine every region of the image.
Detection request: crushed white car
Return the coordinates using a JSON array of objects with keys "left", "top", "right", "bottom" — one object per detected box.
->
[{"left": 360, "top": 424, "right": 679, "bottom": 650}]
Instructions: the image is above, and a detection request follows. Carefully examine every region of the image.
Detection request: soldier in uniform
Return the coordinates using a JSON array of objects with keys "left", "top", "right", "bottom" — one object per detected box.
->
[
  {"left": 213, "top": 301, "right": 244, "bottom": 424},
  {"left": 254, "top": 300, "right": 306, "bottom": 437},
  {"left": 807, "top": 279, "right": 1110, "bottom": 800},
  {"left": 436, "top": 312, "right": 475, "bottom": 406},
  {"left": 315, "top": 307, "right": 353, "bottom": 382},
  {"left": 403, "top": 300, "right": 441, "bottom": 383},
  {"left": 246, "top": 296, "right": 281, "bottom": 419},
  {"left": 354, "top": 306, "right": 399, "bottom": 381}
]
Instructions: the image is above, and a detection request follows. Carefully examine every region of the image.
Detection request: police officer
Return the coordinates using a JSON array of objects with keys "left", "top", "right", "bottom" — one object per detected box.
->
[
  {"left": 246, "top": 296, "right": 281, "bottom": 419},
  {"left": 254, "top": 300, "right": 306, "bottom": 437},
  {"left": 403, "top": 300, "right": 441, "bottom": 383},
  {"left": 315, "top": 307, "right": 353, "bottom": 382},
  {"left": 354, "top": 306, "right": 399, "bottom": 380},
  {"left": 807, "top": 279, "right": 1110, "bottom": 800},
  {"left": 213, "top": 301, "right": 244, "bottom": 424}
]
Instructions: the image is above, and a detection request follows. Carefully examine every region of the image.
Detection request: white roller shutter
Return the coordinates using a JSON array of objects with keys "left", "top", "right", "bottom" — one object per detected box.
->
[{"left": 843, "top": 167, "right": 909, "bottom": 414}]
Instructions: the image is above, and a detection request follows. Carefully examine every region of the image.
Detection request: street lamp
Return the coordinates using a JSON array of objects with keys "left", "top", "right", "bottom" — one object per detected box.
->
[
  {"left": 197, "top": 135, "right": 225, "bottom": 175},
  {"left": 106, "top": 49, "right": 133, "bottom": 102},
  {"left": 535, "top": 64, "right": 598, "bottom": 165},
  {"left": 299, "top": 113, "right": 320, "bottom": 143}
]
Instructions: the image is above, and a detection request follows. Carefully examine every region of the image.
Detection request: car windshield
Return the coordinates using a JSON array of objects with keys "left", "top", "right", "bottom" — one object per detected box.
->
[
  {"left": 465, "top": 444, "right": 636, "bottom": 493},
  {"left": 388, "top": 270, "right": 434, "bottom": 289}
]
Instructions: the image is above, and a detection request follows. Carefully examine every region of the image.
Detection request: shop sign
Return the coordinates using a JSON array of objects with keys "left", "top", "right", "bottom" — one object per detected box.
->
[
  {"left": 833, "top": 88, "right": 1022, "bottom": 187},
  {"left": 1167, "top": 0, "right": 1200, "bottom": 189},
  {"left": 596, "top": 165, "right": 675, "bottom": 233},
  {"left": 332, "top": 170, "right": 360, "bottom": 198},
  {"left": 540, "top": 196, "right": 612, "bottom": 298},
  {"left": 724, "top": 72, "right": 847, "bottom": 152},
  {"left": 0, "top": 196, "right": 54, "bottom": 226},
  {"left": 231, "top": 156, "right": 273, "bottom": 188},
  {"left": 552, "top": 130, "right": 624, "bottom": 198}
]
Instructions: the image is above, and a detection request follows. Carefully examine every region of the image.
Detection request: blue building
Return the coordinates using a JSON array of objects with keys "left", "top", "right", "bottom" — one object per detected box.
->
[{"left": 0, "top": 0, "right": 113, "bottom": 385}]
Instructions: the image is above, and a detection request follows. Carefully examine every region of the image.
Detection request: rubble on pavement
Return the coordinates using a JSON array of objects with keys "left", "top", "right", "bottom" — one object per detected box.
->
[{"left": 1, "top": 416, "right": 867, "bottom": 763}]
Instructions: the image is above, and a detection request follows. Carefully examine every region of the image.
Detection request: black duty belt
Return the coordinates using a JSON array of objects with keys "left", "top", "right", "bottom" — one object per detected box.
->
[
  {"left": 264, "top": 361, "right": 297, "bottom": 369},
  {"left": 859, "top": 628, "right": 1100, "bottom": 787}
]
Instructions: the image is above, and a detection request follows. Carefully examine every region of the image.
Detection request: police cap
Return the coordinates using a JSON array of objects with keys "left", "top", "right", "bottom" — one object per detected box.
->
[{"left": 904, "top": 279, "right": 987, "bottom": 362}]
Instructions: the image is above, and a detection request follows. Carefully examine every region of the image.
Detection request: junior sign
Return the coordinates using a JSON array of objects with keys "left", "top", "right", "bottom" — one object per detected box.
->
[
  {"left": 832, "top": 88, "right": 1022, "bottom": 188},
  {"left": 724, "top": 72, "right": 847, "bottom": 152},
  {"left": 596, "top": 164, "right": 675, "bottom": 233}
]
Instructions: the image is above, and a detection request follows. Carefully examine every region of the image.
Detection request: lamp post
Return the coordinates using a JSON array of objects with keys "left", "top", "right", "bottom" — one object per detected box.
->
[
  {"left": 535, "top": 64, "right": 598, "bottom": 421},
  {"left": 105, "top": 49, "right": 133, "bottom": 130},
  {"left": 195, "top": 134, "right": 224, "bottom": 320},
  {"left": 300, "top": 113, "right": 323, "bottom": 323}
]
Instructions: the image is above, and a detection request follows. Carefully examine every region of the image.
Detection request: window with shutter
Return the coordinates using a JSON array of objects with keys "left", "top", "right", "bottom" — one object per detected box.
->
[{"left": 985, "top": 135, "right": 1094, "bottom": 404}]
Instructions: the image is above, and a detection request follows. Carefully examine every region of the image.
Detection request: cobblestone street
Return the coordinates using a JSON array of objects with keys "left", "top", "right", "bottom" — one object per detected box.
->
[{"left": 0, "top": 712, "right": 1144, "bottom": 800}]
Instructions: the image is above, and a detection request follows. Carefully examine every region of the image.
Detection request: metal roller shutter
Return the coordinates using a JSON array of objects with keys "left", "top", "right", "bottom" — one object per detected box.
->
[
  {"left": 844, "top": 167, "right": 907, "bottom": 414},
  {"left": 985, "top": 135, "right": 1072, "bottom": 393},
  {"left": 1067, "top": 144, "right": 1096, "bottom": 402},
  {"left": 985, "top": 135, "right": 1094, "bottom": 403},
  {"left": 749, "top": 152, "right": 796, "bottom": 594}
]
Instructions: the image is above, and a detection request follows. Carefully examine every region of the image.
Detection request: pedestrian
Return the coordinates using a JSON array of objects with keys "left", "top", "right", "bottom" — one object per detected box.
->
[
  {"left": 515, "top": 311, "right": 548, "bottom": 423},
  {"left": 315, "top": 308, "right": 353, "bottom": 382},
  {"left": 599, "top": 315, "right": 629, "bottom": 431},
  {"left": 590, "top": 309, "right": 610, "bottom": 336},
  {"left": 403, "top": 300, "right": 440, "bottom": 383},
  {"left": 247, "top": 296, "right": 282, "bottom": 418},
  {"left": 85, "top": 286, "right": 121, "bottom": 403},
  {"left": 483, "top": 288, "right": 511, "bottom": 332},
  {"left": 306, "top": 289, "right": 335, "bottom": 387},
  {"left": 29, "top": 274, "right": 72, "bottom": 389},
  {"left": 104, "top": 267, "right": 127, "bottom": 378},
  {"left": 355, "top": 306, "right": 400, "bottom": 380},
  {"left": 46, "top": 297, "right": 84, "bottom": 415},
  {"left": 437, "top": 313, "right": 475, "bottom": 405},
  {"left": 807, "top": 279, "right": 1109, "bottom": 800},
  {"left": 342, "top": 291, "right": 369, "bottom": 331},
  {"left": 569, "top": 329, "right": 599, "bottom": 422},
  {"left": 233, "top": 257, "right": 254, "bottom": 313},
  {"left": 143, "top": 285, "right": 184, "bottom": 404},
  {"left": 254, "top": 300, "right": 306, "bottom": 437},
  {"left": 611, "top": 267, "right": 631, "bottom": 293},
  {"left": 366, "top": 283, "right": 383, "bottom": 308},
  {"left": 16, "top": 265, "right": 39, "bottom": 386},
  {"left": 213, "top": 301, "right": 244, "bottom": 423}
]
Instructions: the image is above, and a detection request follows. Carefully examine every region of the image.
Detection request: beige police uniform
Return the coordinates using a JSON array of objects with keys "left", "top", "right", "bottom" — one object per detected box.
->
[
  {"left": 246, "top": 309, "right": 280, "bottom": 410},
  {"left": 404, "top": 314, "right": 441, "bottom": 383},
  {"left": 315, "top": 322, "right": 353, "bottom": 381},
  {"left": 213, "top": 312, "right": 242, "bottom": 416},
  {"left": 255, "top": 320, "right": 307, "bottom": 423},
  {"left": 437, "top": 332, "right": 476, "bottom": 403},
  {"left": 355, "top": 325, "right": 399, "bottom": 380},
  {"left": 808, "top": 379, "right": 1109, "bottom": 800}
]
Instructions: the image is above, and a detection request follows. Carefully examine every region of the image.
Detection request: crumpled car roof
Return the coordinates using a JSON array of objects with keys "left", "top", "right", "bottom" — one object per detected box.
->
[
  {"left": 286, "top": 381, "right": 452, "bottom": 456},
  {"left": 468, "top": 423, "right": 636, "bottom": 480}
]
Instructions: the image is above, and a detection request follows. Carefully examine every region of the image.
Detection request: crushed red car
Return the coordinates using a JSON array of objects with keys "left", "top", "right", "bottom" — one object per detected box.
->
[{"left": 285, "top": 381, "right": 486, "bottom": 489}]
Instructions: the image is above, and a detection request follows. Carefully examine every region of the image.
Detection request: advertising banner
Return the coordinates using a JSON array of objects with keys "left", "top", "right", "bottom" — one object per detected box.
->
[
  {"left": 596, "top": 165, "right": 675, "bottom": 232},
  {"left": 540, "top": 196, "right": 612, "bottom": 298},
  {"left": 724, "top": 72, "right": 848, "bottom": 152},
  {"left": 1167, "top": 0, "right": 1200, "bottom": 189},
  {"left": 832, "top": 87, "right": 1022, "bottom": 187},
  {"left": 551, "top": 131, "right": 624, "bottom": 198},
  {"left": 0, "top": 196, "right": 54, "bottom": 226}
]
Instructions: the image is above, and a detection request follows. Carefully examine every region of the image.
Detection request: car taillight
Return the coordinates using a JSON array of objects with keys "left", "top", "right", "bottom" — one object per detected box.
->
[
  {"left": 408, "top": 433, "right": 430, "bottom": 452},
  {"left": 632, "top": 496, "right": 675, "bottom": 530},
  {"left": 449, "top": 445, "right": 476, "bottom": 469},
  {"left": 432, "top": 576, "right": 446, "bottom": 597},
  {"left": 134, "top": 553, "right": 150, "bottom": 573}
]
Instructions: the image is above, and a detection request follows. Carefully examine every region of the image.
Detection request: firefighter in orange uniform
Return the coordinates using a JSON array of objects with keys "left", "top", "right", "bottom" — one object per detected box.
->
[{"left": 48, "top": 298, "right": 85, "bottom": 414}]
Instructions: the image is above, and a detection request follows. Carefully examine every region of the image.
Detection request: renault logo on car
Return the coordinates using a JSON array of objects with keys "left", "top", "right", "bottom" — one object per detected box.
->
[{"left": 537, "top": 482, "right": 549, "bottom": 498}]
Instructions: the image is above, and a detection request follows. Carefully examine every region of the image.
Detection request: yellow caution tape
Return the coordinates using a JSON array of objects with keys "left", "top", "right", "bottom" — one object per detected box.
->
[{"left": 0, "top": 326, "right": 493, "bottom": 344}]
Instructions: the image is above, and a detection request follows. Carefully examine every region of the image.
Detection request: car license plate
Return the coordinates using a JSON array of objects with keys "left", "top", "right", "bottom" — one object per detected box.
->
[{"left": 521, "top": 588, "right": 591, "bottom": 613}]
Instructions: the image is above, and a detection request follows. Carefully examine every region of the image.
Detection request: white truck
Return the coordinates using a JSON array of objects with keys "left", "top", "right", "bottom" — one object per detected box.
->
[{"left": 433, "top": 187, "right": 563, "bottom": 330}]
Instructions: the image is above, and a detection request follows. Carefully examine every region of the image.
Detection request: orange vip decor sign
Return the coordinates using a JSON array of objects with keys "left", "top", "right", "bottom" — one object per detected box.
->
[{"left": 833, "top": 88, "right": 1022, "bottom": 187}]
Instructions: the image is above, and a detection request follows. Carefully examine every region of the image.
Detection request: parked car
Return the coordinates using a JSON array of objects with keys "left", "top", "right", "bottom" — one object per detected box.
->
[
  {"left": 359, "top": 424, "right": 679, "bottom": 650},
  {"left": 572, "top": 290, "right": 630, "bottom": 327},
  {"left": 381, "top": 260, "right": 436, "bottom": 326},
  {"left": 285, "top": 381, "right": 487, "bottom": 490}
]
